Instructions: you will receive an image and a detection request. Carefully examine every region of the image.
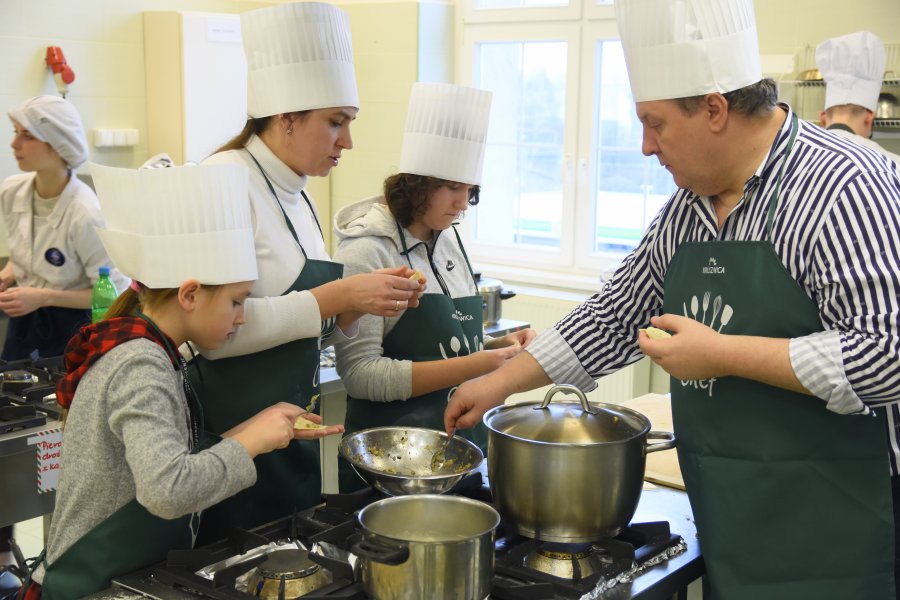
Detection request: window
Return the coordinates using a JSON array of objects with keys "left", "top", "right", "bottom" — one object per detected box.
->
[{"left": 459, "top": 1, "right": 675, "bottom": 287}]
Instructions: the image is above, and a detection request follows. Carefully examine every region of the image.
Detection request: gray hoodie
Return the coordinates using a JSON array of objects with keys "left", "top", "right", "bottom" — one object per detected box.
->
[{"left": 332, "top": 196, "right": 480, "bottom": 401}]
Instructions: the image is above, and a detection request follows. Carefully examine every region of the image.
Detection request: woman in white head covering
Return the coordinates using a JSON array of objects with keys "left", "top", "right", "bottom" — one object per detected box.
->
[
  {"left": 0, "top": 96, "right": 128, "bottom": 360},
  {"left": 332, "top": 83, "right": 535, "bottom": 492},
  {"left": 19, "top": 163, "right": 342, "bottom": 599},
  {"left": 191, "top": 1, "right": 422, "bottom": 540}
]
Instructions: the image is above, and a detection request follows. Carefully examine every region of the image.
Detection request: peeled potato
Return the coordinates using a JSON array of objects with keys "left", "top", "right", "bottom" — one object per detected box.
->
[
  {"left": 294, "top": 415, "right": 327, "bottom": 430},
  {"left": 641, "top": 326, "right": 672, "bottom": 340},
  {"left": 409, "top": 269, "right": 423, "bottom": 280}
]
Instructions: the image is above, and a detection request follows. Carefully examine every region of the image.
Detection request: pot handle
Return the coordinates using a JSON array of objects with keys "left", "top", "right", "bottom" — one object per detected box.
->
[
  {"left": 645, "top": 430, "right": 676, "bottom": 453},
  {"left": 500, "top": 288, "right": 516, "bottom": 300},
  {"left": 535, "top": 384, "right": 599, "bottom": 415},
  {"left": 350, "top": 534, "right": 410, "bottom": 566}
]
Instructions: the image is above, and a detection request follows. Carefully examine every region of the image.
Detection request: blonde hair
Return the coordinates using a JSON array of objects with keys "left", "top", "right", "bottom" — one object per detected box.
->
[{"left": 103, "top": 285, "right": 222, "bottom": 320}]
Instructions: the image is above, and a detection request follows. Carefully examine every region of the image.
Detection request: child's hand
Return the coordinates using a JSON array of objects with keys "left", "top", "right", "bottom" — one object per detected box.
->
[
  {"left": 224, "top": 402, "right": 302, "bottom": 458},
  {"left": 291, "top": 412, "right": 344, "bottom": 440}
]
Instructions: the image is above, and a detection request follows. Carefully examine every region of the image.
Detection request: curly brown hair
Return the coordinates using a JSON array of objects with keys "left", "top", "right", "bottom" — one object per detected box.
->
[{"left": 383, "top": 173, "right": 480, "bottom": 228}]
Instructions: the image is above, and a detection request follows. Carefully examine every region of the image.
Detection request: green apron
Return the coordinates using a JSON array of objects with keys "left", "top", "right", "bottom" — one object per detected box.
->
[
  {"left": 339, "top": 226, "right": 487, "bottom": 493},
  {"left": 189, "top": 152, "right": 342, "bottom": 544},
  {"left": 41, "top": 316, "right": 200, "bottom": 599},
  {"left": 663, "top": 114, "right": 895, "bottom": 600}
]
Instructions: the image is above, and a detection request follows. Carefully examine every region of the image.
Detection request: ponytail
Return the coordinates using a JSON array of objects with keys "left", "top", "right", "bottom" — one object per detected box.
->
[
  {"left": 213, "top": 116, "right": 273, "bottom": 154},
  {"left": 103, "top": 287, "right": 179, "bottom": 320}
]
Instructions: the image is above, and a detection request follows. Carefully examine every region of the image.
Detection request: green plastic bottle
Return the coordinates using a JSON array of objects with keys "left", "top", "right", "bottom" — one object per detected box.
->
[{"left": 91, "top": 266, "right": 118, "bottom": 323}]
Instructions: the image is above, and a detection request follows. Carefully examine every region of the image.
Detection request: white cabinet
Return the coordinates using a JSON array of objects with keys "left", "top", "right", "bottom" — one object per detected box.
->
[{"left": 144, "top": 12, "right": 247, "bottom": 165}]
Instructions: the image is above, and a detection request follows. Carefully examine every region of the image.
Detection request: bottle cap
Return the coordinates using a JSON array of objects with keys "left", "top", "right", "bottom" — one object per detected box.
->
[{"left": 99, "top": 266, "right": 110, "bottom": 276}]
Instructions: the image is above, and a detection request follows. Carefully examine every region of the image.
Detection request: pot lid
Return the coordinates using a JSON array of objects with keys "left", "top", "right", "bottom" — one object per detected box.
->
[
  {"left": 477, "top": 277, "right": 502, "bottom": 293},
  {"left": 257, "top": 549, "right": 321, "bottom": 580},
  {"left": 484, "top": 386, "right": 649, "bottom": 445}
]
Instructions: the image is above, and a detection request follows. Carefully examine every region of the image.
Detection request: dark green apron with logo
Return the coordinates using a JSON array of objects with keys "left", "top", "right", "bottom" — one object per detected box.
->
[
  {"left": 40, "top": 316, "right": 200, "bottom": 600},
  {"left": 189, "top": 153, "right": 341, "bottom": 544},
  {"left": 339, "top": 226, "right": 487, "bottom": 492},
  {"left": 663, "top": 114, "right": 894, "bottom": 600}
]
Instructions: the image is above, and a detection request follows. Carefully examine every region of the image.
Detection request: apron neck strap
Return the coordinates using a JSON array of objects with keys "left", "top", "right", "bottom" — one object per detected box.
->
[
  {"left": 245, "top": 150, "right": 324, "bottom": 258},
  {"left": 395, "top": 218, "right": 415, "bottom": 269},
  {"left": 136, "top": 311, "right": 202, "bottom": 450},
  {"left": 764, "top": 112, "right": 799, "bottom": 241},
  {"left": 450, "top": 225, "right": 479, "bottom": 288}
]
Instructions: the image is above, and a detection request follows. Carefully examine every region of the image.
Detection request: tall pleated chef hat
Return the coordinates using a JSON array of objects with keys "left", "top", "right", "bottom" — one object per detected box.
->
[
  {"left": 241, "top": 2, "right": 359, "bottom": 118},
  {"left": 614, "top": 0, "right": 762, "bottom": 102},
  {"left": 398, "top": 83, "right": 493, "bottom": 185},
  {"left": 8, "top": 95, "right": 89, "bottom": 169},
  {"left": 89, "top": 163, "right": 257, "bottom": 289},
  {"left": 816, "top": 31, "right": 885, "bottom": 113}
]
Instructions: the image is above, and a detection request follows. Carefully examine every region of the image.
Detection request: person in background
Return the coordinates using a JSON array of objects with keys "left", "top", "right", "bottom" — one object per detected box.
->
[
  {"left": 332, "top": 83, "right": 534, "bottom": 492},
  {"left": 1, "top": 95, "right": 128, "bottom": 360},
  {"left": 0, "top": 94, "right": 128, "bottom": 576},
  {"left": 17, "top": 163, "right": 343, "bottom": 600},
  {"left": 445, "top": 0, "right": 900, "bottom": 598},
  {"left": 190, "top": 1, "right": 422, "bottom": 542},
  {"left": 817, "top": 30, "right": 900, "bottom": 167}
]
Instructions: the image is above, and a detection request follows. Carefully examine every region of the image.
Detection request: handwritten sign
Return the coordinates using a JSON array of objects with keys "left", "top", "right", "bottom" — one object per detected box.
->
[{"left": 27, "top": 427, "right": 63, "bottom": 493}]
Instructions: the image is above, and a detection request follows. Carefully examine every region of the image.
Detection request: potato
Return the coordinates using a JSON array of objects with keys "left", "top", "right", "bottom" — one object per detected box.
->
[
  {"left": 409, "top": 269, "right": 423, "bottom": 280},
  {"left": 641, "top": 326, "right": 672, "bottom": 340},
  {"left": 294, "top": 415, "right": 327, "bottom": 430}
]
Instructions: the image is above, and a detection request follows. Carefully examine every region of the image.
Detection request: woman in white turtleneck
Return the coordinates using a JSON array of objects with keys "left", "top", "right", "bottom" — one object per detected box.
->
[{"left": 188, "top": 2, "right": 421, "bottom": 543}]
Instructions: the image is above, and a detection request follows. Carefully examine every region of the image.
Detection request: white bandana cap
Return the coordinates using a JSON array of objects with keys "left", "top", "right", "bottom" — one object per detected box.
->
[
  {"left": 8, "top": 95, "right": 89, "bottom": 168},
  {"left": 241, "top": 2, "right": 359, "bottom": 118},
  {"left": 817, "top": 31, "right": 885, "bottom": 113},
  {"left": 614, "top": 0, "right": 763, "bottom": 102},
  {"left": 90, "top": 163, "right": 257, "bottom": 288},
  {"left": 398, "top": 83, "right": 493, "bottom": 185}
]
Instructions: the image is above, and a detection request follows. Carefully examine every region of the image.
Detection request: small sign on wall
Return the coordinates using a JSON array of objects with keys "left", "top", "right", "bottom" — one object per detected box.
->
[{"left": 27, "top": 427, "right": 63, "bottom": 493}]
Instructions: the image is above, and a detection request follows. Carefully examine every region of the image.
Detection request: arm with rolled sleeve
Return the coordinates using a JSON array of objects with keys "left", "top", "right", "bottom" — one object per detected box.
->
[
  {"left": 530, "top": 205, "right": 674, "bottom": 391},
  {"left": 790, "top": 169, "right": 900, "bottom": 414}
]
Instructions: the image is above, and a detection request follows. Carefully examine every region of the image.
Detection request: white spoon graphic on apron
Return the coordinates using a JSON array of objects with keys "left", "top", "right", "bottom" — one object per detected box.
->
[
  {"left": 462, "top": 335, "right": 471, "bottom": 355},
  {"left": 717, "top": 304, "right": 733, "bottom": 333},
  {"left": 710, "top": 296, "right": 722, "bottom": 328},
  {"left": 439, "top": 342, "right": 449, "bottom": 359},
  {"left": 701, "top": 291, "right": 710, "bottom": 325},
  {"left": 690, "top": 296, "right": 699, "bottom": 320},
  {"left": 450, "top": 336, "right": 461, "bottom": 357}
]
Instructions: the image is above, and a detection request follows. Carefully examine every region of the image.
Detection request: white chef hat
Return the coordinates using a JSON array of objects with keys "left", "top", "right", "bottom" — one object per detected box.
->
[
  {"left": 398, "top": 83, "right": 493, "bottom": 186},
  {"left": 8, "top": 95, "right": 89, "bottom": 169},
  {"left": 614, "top": 0, "right": 763, "bottom": 102},
  {"left": 816, "top": 31, "right": 885, "bottom": 113},
  {"left": 241, "top": 2, "right": 359, "bottom": 118},
  {"left": 90, "top": 163, "right": 257, "bottom": 289}
]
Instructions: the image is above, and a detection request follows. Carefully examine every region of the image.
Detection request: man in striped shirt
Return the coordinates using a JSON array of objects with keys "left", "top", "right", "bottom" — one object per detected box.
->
[{"left": 445, "top": 0, "right": 900, "bottom": 598}]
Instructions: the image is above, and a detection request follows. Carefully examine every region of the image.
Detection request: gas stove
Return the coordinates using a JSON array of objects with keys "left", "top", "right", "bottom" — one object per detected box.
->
[
  {"left": 103, "top": 472, "right": 695, "bottom": 600},
  {"left": 0, "top": 355, "right": 66, "bottom": 431}
]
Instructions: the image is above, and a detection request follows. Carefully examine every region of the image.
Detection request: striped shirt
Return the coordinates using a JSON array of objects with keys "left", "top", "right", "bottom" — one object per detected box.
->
[{"left": 527, "top": 105, "right": 900, "bottom": 474}]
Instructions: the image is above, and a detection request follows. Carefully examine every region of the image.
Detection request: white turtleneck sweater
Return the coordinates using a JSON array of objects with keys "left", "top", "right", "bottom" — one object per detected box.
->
[{"left": 200, "top": 135, "right": 351, "bottom": 359}]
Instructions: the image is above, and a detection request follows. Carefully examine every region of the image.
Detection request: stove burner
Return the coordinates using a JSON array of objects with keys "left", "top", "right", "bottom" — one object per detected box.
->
[
  {"left": 247, "top": 548, "right": 332, "bottom": 599},
  {"left": 523, "top": 542, "right": 610, "bottom": 581}
]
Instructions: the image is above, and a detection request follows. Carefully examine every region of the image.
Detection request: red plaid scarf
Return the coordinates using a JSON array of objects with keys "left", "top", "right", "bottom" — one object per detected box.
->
[{"left": 56, "top": 316, "right": 179, "bottom": 409}]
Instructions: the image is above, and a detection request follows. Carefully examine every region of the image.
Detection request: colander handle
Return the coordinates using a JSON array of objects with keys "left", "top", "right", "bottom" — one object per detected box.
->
[{"left": 534, "top": 384, "right": 599, "bottom": 415}]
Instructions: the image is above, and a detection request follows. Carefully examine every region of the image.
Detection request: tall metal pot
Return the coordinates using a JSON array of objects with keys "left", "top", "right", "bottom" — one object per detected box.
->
[
  {"left": 352, "top": 495, "right": 500, "bottom": 600},
  {"left": 484, "top": 384, "right": 676, "bottom": 543}
]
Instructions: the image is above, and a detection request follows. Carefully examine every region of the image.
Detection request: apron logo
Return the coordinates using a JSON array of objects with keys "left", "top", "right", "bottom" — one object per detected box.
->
[
  {"left": 446, "top": 260, "right": 455, "bottom": 271},
  {"left": 452, "top": 309, "right": 473, "bottom": 322},
  {"left": 44, "top": 248, "right": 65, "bottom": 267},
  {"left": 702, "top": 256, "right": 725, "bottom": 275}
]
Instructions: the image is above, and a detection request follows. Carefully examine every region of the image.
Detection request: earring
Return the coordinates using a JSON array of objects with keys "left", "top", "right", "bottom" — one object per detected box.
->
[{"left": 286, "top": 127, "right": 293, "bottom": 136}]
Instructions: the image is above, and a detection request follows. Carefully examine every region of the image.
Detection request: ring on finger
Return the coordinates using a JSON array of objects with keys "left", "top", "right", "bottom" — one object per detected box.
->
[{"left": 394, "top": 300, "right": 401, "bottom": 311}]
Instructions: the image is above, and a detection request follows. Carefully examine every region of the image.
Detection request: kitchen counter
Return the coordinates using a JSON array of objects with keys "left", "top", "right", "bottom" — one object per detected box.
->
[
  {"left": 85, "top": 483, "right": 703, "bottom": 600},
  {"left": 0, "top": 419, "right": 60, "bottom": 527}
]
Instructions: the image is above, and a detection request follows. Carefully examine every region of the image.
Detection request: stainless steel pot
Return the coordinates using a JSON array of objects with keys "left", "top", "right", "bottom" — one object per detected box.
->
[
  {"left": 483, "top": 384, "right": 676, "bottom": 543},
  {"left": 475, "top": 274, "right": 516, "bottom": 326},
  {"left": 352, "top": 495, "right": 500, "bottom": 600},
  {"left": 876, "top": 93, "right": 898, "bottom": 120}
]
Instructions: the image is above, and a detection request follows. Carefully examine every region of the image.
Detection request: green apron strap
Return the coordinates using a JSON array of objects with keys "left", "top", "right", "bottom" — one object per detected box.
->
[{"left": 764, "top": 113, "right": 798, "bottom": 241}]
